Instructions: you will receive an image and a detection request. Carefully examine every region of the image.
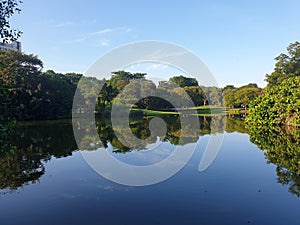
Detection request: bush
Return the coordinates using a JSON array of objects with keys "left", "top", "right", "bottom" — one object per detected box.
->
[{"left": 246, "top": 77, "right": 300, "bottom": 127}]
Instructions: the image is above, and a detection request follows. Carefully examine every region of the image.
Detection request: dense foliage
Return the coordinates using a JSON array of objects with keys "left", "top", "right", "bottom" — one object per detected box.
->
[
  {"left": 169, "top": 75, "right": 198, "bottom": 87},
  {"left": 247, "top": 42, "right": 300, "bottom": 127},
  {"left": 223, "top": 83, "right": 262, "bottom": 108},
  {"left": 0, "top": 51, "right": 264, "bottom": 124},
  {"left": 0, "top": 50, "right": 82, "bottom": 120},
  {"left": 95, "top": 71, "right": 226, "bottom": 113},
  {"left": 246, "top": 77, "right": 300, "bottom": 127},
  {"left": 0, "top": 0, "right": 22, "bottom": 153}
]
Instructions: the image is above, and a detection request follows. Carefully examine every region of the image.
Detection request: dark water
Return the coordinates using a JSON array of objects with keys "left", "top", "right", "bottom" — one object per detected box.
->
[{"left": 0, "top": 116, "right": 299, "bottom": 225}]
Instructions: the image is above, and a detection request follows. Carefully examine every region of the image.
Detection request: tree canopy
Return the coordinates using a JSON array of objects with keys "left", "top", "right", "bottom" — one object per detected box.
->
[
  {"left": 169, "top": 75, "right": 198, "bottom": 87},
  {"left": 223, "top": 84, "right": 262, "bottom": 108},
  {"left": 247, "top": 41, "right": 300, "bottom": 127},
  {"left": 246, "top": 77, "right": 300, "bottom": 127},
  {"left": 0, "top": 0, "right": 22, "bottom": 41},
  {"left": 0, "top": 51, "right": 83, "bottom": 120},
  {"left": 266, "top": 41, "right": 300, "bottom": 88}
]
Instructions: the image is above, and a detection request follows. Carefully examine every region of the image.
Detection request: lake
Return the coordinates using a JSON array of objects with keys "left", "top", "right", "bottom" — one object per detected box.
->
[{"left": 0, "top": 116, "right": 299, "bottom": 225}]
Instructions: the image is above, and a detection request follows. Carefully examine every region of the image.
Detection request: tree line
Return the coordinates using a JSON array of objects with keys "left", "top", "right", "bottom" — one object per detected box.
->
[
  {"left": 0, "top": 50, "right": 264, "bottom": 124},
  {"left": 2, "top": 41, "right": 299, "bottom": 127}
]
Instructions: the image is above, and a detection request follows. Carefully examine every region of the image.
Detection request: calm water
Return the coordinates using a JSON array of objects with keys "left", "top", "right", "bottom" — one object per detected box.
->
[{"left": 0, "top": 116, "right": 299, "bottom": 225}]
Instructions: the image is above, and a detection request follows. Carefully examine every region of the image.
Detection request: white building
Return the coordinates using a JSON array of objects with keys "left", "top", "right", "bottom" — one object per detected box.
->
[{"left": 0, "top": 40, "right": 21, "bottom": 51}]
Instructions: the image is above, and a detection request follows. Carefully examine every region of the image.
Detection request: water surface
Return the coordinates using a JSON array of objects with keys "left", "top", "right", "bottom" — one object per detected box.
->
[{"left": 0, "top": 116, "right": 299, "bottom": 225}]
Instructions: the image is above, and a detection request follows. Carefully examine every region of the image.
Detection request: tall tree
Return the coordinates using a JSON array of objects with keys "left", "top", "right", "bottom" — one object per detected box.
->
[
  {"left": 0, "top": 0, "right": 22, "bottom": 41},
  {"left": 247, "top": 41, "right": 300, "bottom": 127},
  {"left": 266, "top": 41, "right": 300, "bottom": 88}
]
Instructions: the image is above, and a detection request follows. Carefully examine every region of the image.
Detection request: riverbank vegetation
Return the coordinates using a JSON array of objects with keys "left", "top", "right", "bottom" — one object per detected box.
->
[{"left": 246, "top": 41, "right": 300, "bottom": 127}]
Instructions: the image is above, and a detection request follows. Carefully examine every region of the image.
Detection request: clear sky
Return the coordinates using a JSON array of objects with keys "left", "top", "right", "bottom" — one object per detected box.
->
[{"left": 10, "top": 0, "right": 300, "bottom": 87}]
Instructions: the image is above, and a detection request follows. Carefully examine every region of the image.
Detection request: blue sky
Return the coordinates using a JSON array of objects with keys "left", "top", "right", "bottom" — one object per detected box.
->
[{"left": 11, "top": 0, "right": 300, "bottom": 87}]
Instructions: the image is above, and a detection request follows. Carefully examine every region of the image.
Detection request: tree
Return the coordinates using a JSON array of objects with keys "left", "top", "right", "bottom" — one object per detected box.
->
[
  {"left": 0, "top": 50, "right": 43, "bottom": 86},
  {"left": 233, "top": 87, "right": 262, "bottom": 108},
  {"left": 266, "top": 41, "right": 300, "bottom": 88},
  {"left": 170, "top": 86, "right": 192, "bottom": 107},
  {"left": 183, "top": 86, "right": 205, "bottom": 106},
  {"left": 0, "top": 0, "right": 21, "bottom": 121},
  {"left": 246, "top": 77, "right": 300, "bottom": 127},
  {"left": 239, "top": 83, "right": 258, "bottom": 89},
  {"left": 222, "top": 85, "right": 236, "bottom": 108},
  {"left": 0, "top": 50, "right": 42, "bottom": 120},
  {"left": 135, "top": 79, "right": 156, "bottom": 109},
  {"left": 64, "top": 72, "right": 83, "bottom": 86},
  {"left": 247, "top": 42, "right": 300, "bottom": 127},
  {"left": 223, "top": 84, "right": 261, "bottom": 108},
  {"left": 0, "top": 51, "right": 87, "bottom": 120},
  {"left": 109, "top": 71, "right": 146, "bottom": 89},
  {"left": 202, "top": 86, "right": 223, "bottom": 106},
  {"left": 95, "top": 71, "right": 147, "bottom": 114},
  {"left": 0, "top": 0, "right": 22, "bottom": 41},
  {"left": 0, "top": 50, "right": 43, "bottom": 122},
  {"left": 169, "top": 75, "right": 198, "bottom": 87}
]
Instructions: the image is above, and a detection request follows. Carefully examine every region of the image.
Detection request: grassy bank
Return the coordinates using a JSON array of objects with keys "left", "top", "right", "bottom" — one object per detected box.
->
[{"left": 131, "top": 106, "right": 242, "bottom": 117}]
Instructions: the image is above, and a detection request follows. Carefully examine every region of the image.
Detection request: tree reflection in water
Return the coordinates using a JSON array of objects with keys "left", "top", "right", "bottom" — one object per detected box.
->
[
  {"left": 0, "top": 120, "right": 77, "bottom": 190},
  {"left": 11, "top": 115, "right": 300, "bottom": 196},
  {"left": 248, "top": 126, "right": 300, "bottom": 197},
  {"left": 80, "top": 115, "right": 246, "bottom": 153},
  {"left": 2, "top": 116, "right": 243, "bottom": 190}
]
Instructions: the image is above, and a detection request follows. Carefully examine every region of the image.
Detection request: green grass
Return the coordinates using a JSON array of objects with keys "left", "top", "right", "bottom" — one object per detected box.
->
[
  {"left": 131, "top": 106, "right": 241, "bottom": 116},
  {"left": 131, "top": 108, "right": 179, "bottom": 116}
]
